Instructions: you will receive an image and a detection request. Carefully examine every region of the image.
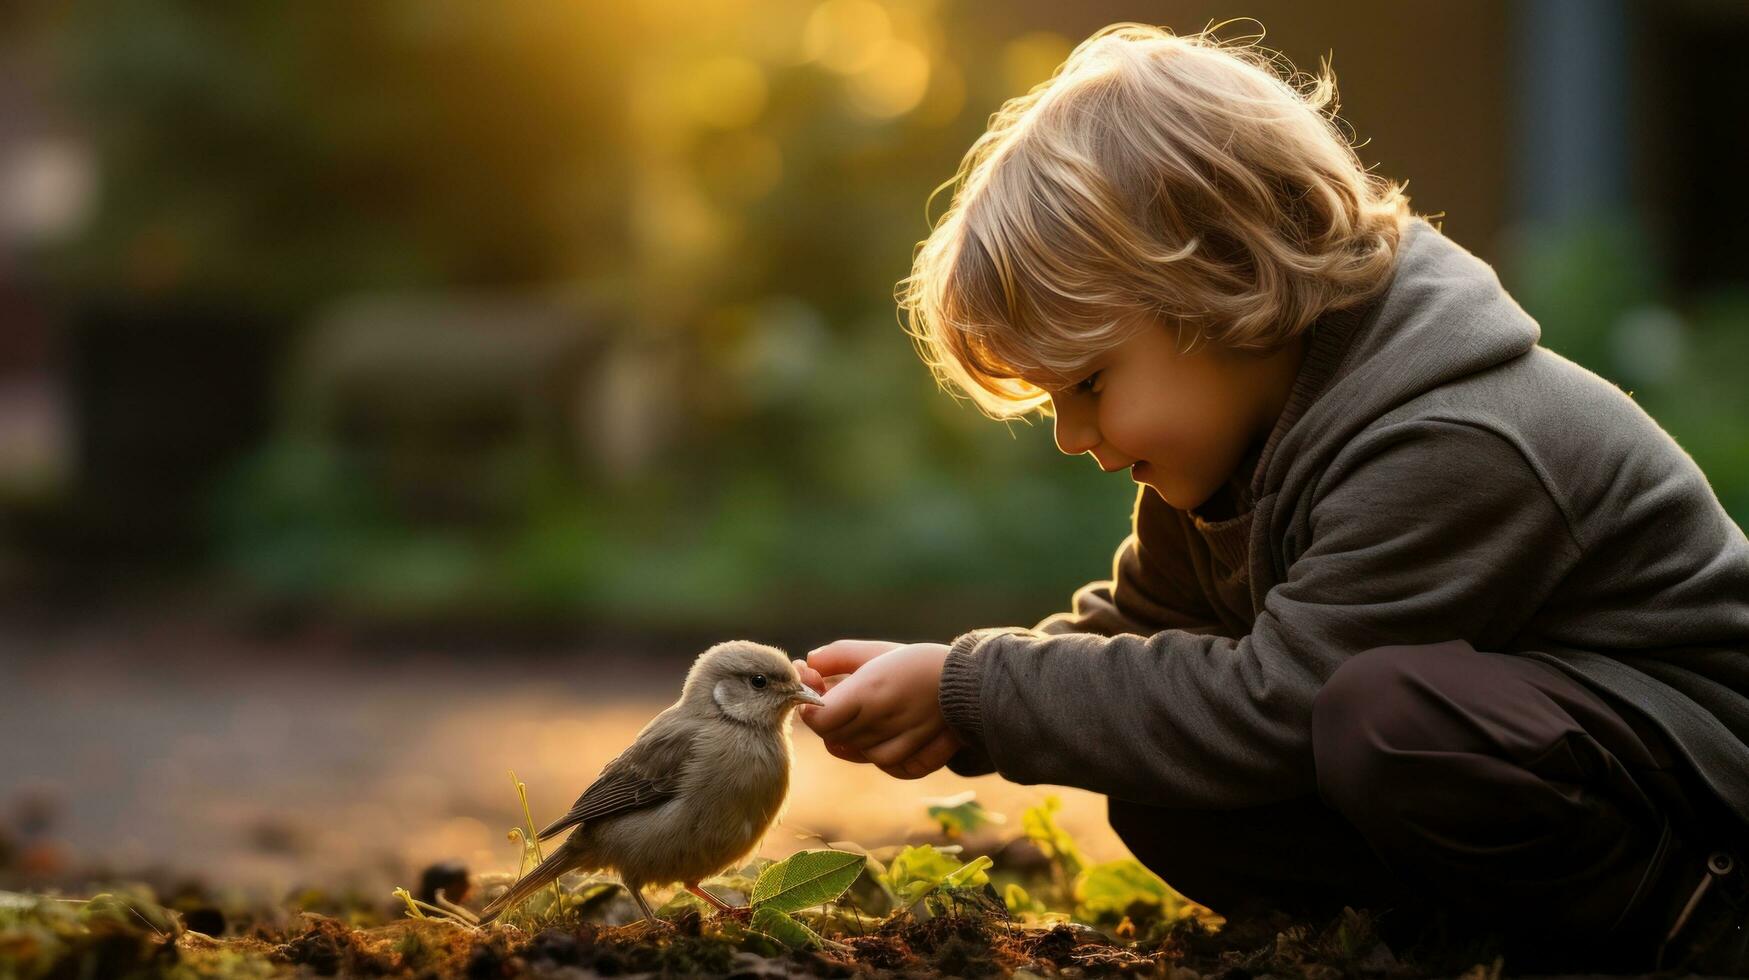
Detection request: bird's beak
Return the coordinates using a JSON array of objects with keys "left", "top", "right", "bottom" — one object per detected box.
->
[{"left": 788, "top": 685, "right": 826, "bottom": 707}]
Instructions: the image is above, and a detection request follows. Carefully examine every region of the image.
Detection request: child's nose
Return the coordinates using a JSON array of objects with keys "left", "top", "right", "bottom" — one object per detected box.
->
[{"left": 1052, "top": 402, "right": 1100, "bottom": 456}]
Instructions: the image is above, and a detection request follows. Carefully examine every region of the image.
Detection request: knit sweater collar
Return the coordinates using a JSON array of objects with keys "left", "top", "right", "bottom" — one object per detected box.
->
[{"left": 1185, "top": 298, "right": 1373, "bottom": 571}]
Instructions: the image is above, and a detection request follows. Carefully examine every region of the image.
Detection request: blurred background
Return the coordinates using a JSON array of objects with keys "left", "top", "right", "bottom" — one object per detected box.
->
[{"left": 1, "top": 0, "right": 1745, "bottom": 907}]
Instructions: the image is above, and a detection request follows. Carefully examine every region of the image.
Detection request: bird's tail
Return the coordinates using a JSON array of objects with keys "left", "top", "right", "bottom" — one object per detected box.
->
[{"left": 475, "top": 846, "right": 576, "bottom": 926}]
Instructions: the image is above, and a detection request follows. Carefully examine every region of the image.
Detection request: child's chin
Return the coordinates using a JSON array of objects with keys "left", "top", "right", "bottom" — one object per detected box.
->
[
  {"left": 1141, "top": 482, "right": 1176, "bottom": 507},
  {"left": 1132, "top": 467, "right": 1168, "bottom": 495}
]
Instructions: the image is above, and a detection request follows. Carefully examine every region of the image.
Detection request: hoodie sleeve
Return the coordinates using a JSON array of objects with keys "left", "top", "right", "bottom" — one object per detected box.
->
[
  {"left": 936, "top": 420, "right": 1584, "bottom": 807},
  {"left": 942, "top": 485, "right": 1228, "bottom": 778},
  {"left": 1029, "top": 484, "right": 1231, "bottom": 638}
]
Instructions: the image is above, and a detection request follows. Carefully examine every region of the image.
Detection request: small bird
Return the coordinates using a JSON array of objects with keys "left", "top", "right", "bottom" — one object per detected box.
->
[{"left": 476, "top": 640, "right": 826, "bottom": 925}]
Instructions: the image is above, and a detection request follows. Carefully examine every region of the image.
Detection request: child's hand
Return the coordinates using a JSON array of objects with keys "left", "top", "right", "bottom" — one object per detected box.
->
[
  {"left": 793, "top": 640, "right": 901, "bottom": 765},
  {"left": 794, "top": 639, "right": 902, "bottom": 695},
  {"left": 798, "top": 640, "right": 964, "bottom": 780}
]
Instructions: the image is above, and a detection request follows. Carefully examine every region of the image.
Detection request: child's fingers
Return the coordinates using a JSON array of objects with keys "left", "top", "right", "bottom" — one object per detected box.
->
[
  {"left": 827, "top": 705, "right": 891, "bottom": 748},
  {"left": 806, "top": 639, "right": 902, "bottom": 677},
  {"left": 792, "top": 659, "right": 825, "bottom": 693},
  {"left": 798, "top": 703, "right": 822, "bottom": 732},
  {"left": 860, "top": 726, "right": 939, "bottom": 769},
  {"left": 884, "top": 758, "right": 932, "bottom": 780},
  {"left": 809, "top": 680, "right": 902, "bottom": 747},
  {"left": 825, "top": 740, "right": 868, "bottom": 763},
  {"left": 802, "top": 686, "right": 863, "bottom": 737},
  {"left": 908, "top": 728, "right": 964, "bottom": 775},
  {"left": 876, "top": 730, "right": 961, "bottom": 780}
]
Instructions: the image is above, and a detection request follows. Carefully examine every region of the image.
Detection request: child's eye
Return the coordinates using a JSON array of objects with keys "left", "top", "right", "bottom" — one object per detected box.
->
[{"left": 1073, "top": 371, "right": 1101, "bottom": 395}]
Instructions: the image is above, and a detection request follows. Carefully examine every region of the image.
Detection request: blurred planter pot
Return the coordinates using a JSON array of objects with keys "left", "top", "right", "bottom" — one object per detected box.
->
[{"left": 287, "top": 291, "right": 624, "bottom": 525}]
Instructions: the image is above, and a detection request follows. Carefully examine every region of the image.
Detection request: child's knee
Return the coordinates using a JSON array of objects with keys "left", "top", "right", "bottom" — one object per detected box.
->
[{"left": 1310, "top": 641, "right": 1471, "bottom": 805}]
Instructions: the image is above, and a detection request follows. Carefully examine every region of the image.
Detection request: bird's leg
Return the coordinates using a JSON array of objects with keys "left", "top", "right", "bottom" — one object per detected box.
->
[
  {"left": 684, "top": 882, "right": 734, "bottom": 910},
  {"left": 625, "top": 882, "right": 669, "bottom": 932},
  {"left": 685, "top": 882, "right": 750, "bottom": 919}
]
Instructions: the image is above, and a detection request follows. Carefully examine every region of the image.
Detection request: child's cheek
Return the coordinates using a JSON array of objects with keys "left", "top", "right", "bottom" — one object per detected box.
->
[{"left": 1100, "top": 394, "right": 1177, "bottom": 466}]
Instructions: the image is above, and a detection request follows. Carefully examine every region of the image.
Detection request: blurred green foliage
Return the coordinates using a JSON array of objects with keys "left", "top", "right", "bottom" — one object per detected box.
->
[
  {"left": 17, "top": 2, "right": 1745, "bottom": 638},
  {"left": 29, "top": 0, "right": 1131, "bottom": 634},
  {"left": 52, "top": 0, "right": 635, "bottom": 306}
]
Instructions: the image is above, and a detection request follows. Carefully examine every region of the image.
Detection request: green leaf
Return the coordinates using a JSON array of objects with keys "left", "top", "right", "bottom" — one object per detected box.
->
[
  {"left": 945, "top": 855, "right": 994, "bottom": 890},
  {"left": 749, "top": 905, "right": 825, "bottom": 948},
  {"left": 881, "top": 845, "right": 993, "bottom": 909},
  {"left": 749, "top": 849, "right": 866, "bottom": 914},
  {"left": 881, "top": 844, "right": 962, "bottom": 905},
  {"left": 1073, "top": 858, "right": 1174, "bottom": 923}
]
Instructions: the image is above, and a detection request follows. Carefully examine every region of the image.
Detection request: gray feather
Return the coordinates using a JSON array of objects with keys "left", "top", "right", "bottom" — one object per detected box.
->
[{"left": 535, "top": 717, "right": 695, "bottom": 840}]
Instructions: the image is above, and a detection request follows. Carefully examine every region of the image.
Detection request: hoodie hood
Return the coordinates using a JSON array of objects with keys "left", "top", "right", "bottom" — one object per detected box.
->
[{"left": 1255, "top": 217, "right": 1542, "bottom": 502}]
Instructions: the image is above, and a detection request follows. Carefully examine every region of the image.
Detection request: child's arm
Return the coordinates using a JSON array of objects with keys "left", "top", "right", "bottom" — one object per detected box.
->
[
  {"left": 792, "top": 486, "right": 1228, "bottom": 779},
  {"left": 938, "top": 423, "right": 1582, "bottom": 809}
]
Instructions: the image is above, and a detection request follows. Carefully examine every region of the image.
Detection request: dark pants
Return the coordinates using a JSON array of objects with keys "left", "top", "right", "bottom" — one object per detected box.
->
[{"left": 1107, "top": 640, "right": 1744, "bottom": 963}]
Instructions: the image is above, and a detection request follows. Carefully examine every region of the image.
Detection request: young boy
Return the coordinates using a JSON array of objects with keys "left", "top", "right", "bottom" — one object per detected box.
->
[{"left": 794, "top": 22, "right": 1749, "bottom": 973}]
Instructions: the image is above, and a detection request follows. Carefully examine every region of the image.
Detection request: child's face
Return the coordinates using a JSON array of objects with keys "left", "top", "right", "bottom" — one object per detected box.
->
[{"left": 1041, "top": 318, "right": 1307, "bottom": 513}]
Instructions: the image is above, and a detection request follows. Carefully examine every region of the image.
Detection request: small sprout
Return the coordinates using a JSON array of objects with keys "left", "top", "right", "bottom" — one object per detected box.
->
[
  {"left": 881, "top": 844, "right": 994, "bottom": 918},
  {"left": 942, "top": 854, "right": 993, "bottom": 889},
  {"left": 433, "top": 890, "right": 481, "bottom": 924},
  {"left": 392, "top": 885, "right": 478, "bottom": 925},
  {"left": 392, "top": 887, "right": 427, "bottom": 920},
  {"left": 501, "top": 770, "right": 565, "bottom": 923}
]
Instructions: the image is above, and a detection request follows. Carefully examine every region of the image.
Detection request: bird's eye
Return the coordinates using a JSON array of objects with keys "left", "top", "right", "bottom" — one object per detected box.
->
[{"left": 750, "top": 674, "right": 768, "bottom": 689}]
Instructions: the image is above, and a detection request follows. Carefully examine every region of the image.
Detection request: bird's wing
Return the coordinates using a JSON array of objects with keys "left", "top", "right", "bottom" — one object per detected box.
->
[{"left": 534, "top": 718, "right": 695, "bottom": 841}]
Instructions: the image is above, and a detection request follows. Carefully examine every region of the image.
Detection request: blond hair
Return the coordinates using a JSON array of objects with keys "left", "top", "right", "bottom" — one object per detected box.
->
[{"left": 899, "top": 22, "right": 1413, "bottom": 418}]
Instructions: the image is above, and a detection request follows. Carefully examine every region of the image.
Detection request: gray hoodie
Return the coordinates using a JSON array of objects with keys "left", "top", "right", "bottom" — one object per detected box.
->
[{"left": 938, "top": 217, "right": 1749, "bottom": 829}]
